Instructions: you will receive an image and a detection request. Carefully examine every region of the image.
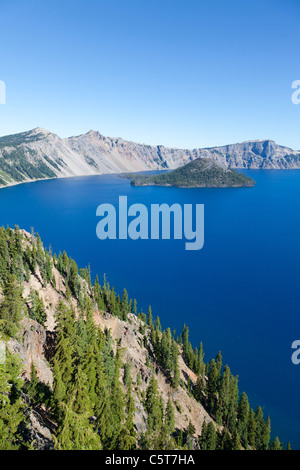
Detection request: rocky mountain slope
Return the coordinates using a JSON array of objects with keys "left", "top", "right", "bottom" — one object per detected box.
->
[
  {"left": 7, "top": 273, "right": 211, "bottom": 449},
  {"left": 0, "top": 228, "right": 217, "bottom": 450},
  {"left": 0, "top": 227, "right": 288, "bottom": 450},
  {"left": 0, "top": 228, "right": 285, "bottom": 450},
  {"left": 0, "top": 128, "right": 299, "bottom": 188}
]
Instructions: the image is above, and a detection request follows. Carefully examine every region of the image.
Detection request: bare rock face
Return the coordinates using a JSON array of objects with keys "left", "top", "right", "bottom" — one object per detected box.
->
[
  {"left": 7, "top": 317, "right": 53, "bottom": 387},
  {"left": 20, "top": 409, "right": 54, "bottom": 450},
  {"left": 203, "top": 140, "right": 300, "bottom": 169},
  {"left": 6, "top": 318, "right": 55, "bottom": 450},
  {"left": 188, "top": 436, "right": 201, "bottom": 450}
]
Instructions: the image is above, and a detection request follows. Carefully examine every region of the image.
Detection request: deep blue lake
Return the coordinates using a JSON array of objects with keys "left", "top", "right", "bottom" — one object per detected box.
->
[{"left": 1, "top": 170, "right": 300, "bottom": 448}]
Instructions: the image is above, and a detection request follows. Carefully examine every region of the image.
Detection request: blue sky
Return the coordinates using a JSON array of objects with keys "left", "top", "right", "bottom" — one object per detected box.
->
[{"left": 0, "top": 0, "right": 300, "bottom": 149}]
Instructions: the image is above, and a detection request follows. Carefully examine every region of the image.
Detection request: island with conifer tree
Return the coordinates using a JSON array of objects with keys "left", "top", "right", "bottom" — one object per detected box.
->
[{"left": 127, "top": 158, "right": 255, "bottom": 188}]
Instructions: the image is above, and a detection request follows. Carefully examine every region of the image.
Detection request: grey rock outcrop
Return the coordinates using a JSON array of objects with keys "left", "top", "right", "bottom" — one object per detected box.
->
[
  {"left": 20, "top": 409, "right": 54, "bottom": 450},
  {"left": 7, "top": 317, "right": 53, "bottom": 387}
]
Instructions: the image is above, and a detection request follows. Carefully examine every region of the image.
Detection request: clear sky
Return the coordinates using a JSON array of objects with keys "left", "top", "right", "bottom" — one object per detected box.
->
[{"left": 0, "top": 0, "right": 300, "bottom": 149}]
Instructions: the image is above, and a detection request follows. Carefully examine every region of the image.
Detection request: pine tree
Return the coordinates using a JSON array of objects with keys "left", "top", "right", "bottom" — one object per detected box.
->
[
  {"left": 232, "top": 429, "right": 242, "bottom": 450},
  {"left": 53, "top": 301, "right": 76, "bottom": 392},
  {"left": 147, "top": 306, "right": 154, "bottom": 331},
  {"left": 155, "top": 316, "right": 162, "bottom": 333},
  {"left": 28, "top": 289, "right": 47, "bottom": 326},
  {"left": 110, "top": 348, "right": 125, "bottom": 436},
  {"left": 255, "top": 406, "right": 265, "bottom": 450},
  {"left": 145, "top": 373, "right": 163, "bottom": 432},
  {"left": 219, "top": 428, "right": 232, "bottom": 450},
  {"left": 206, "top": 359, "right": 220, "bottom": 416},
  {"left": 26, "top": 362, "right": 39, "bottom": 402},
  {"left": 261, "top": 415, "right": 271, "bottom": 450},
  {"left": 70, "top": 367, "right": 93, "bottom": 415},
  {"left": 199, "top": 420, "right": 208, "bottom": 450},
  {"left": 197, "top": 342, "right": 205, "bottom": 377},
  {"left": 0, "top": 275, "right": 24, "bottom": 337},
  {"left": 54, "top": 402, "right": 101, "bottom": 450},
  {"left": 118, "top": 376, "right": 136, "bottom": 450},
  {"left": 54, "top": 333, "right": 74, "bottom": 392},
  {"left": 248, "top": 408, "right": 257, "bottom": 448},
  {"left": 165, "top": 398, "right": 175, "bottom": 434},
  {"left": 206, "top": 422, "right": 217, "bottom": 450},
  {"left": 133, "top": 299, "right": 137, "bottom": 316},
  {"left": 171, "top": 341, "right": 180, "bottom": 389},
  {"left": 227, "top": 374, "right": 239, "bottom": 434},
  {"left": 182, "top": 324, "right": 190, "bottom": 364},
  {"left": 215, "top": 351, "right": 223, "bottom": 375},
  {"left": 81, "top": 345, "right": 98, "bottom": 407},
  {"left": 0, "top": 355, "right": 24, "bottom": 450},
  {"left": 123, "top": 360, "right": 132, "bottom": 387},
  {"left": 94, "top": 367, "right": 114, "bottom": 447},
  {"left": 51, "top": 358, "right": 67, "bottom": 417},
  {"left": 121, "top": 288, "right": 129, "bottom": 320},
  {"left": 217, "top": 364, "right": 231, "bottom": 425},
  {"left": 237, "top": 392, "right": 250, "bottom": 448},
  {"left": 270, "top": 436, "right": 283, "bottom": 450},
  {"left": 194, "top": 375, "right": 203, "bottom": 402}
]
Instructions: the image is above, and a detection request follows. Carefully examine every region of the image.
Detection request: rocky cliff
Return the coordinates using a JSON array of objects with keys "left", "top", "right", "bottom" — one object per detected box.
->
[
  {"left": 0, "top": 227, "right": 285, "bottom": 450},
  {"left": 2, "top": 229, "right": 215, "bottom": 450}
]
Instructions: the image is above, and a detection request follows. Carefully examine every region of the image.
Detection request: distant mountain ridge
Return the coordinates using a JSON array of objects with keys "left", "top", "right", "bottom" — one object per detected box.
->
[{"left": 0, "top": 127, "right": 299, "bottom": 188}]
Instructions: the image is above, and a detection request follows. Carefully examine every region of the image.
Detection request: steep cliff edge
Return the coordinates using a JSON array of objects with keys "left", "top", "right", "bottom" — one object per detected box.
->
[
  {"left": 0, "top": 228, "right": 217, "bottom": 450},
  {"left": 0, "top": 228, "right": 285, "bottom": 450}
]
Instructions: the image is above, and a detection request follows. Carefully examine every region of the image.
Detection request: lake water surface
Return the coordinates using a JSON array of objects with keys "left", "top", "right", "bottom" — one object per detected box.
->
[{"left": 1, "top": 170, "right": 300, "bottom": 448}]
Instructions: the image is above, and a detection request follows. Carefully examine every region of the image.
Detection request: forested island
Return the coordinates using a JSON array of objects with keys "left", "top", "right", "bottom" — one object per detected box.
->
[
  {"left": 128, "top": 158, "right": 255, "bottom": 188},
  {"left": 0, "top": 226, "right": 288, "bottom": 450}
]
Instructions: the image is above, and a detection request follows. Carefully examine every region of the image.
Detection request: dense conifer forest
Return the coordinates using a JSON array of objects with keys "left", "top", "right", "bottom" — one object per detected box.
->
[{"left": 0, "top": 226, "right": 289, "bottom": 450}]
